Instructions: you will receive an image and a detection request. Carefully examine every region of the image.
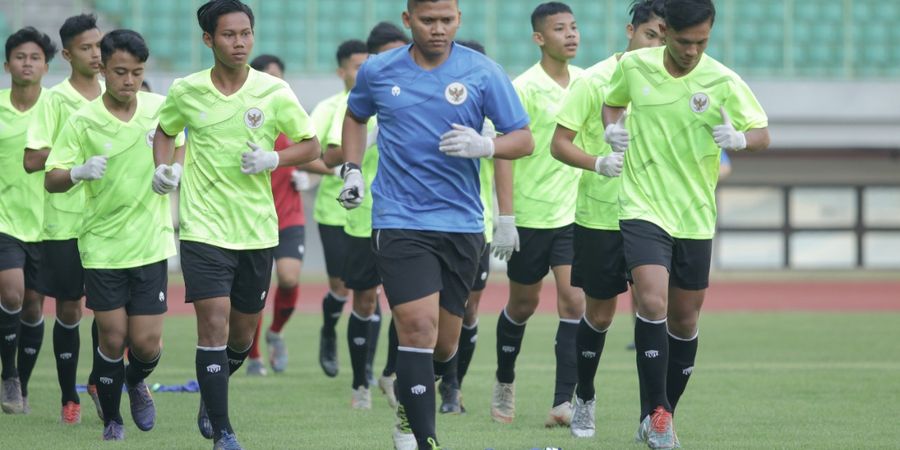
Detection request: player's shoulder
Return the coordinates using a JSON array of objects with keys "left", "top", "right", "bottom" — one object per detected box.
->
[
  {"left": 360, "top": 44, "right": 409, "bottom": 76},
  {"left": 312, "top": 91, "right": 346, "bottom": 115},
  {"left": 696, "top": 53, "right": 744, "bottom": 82},
  {"left": 246, "top": 68, "right": 293, "bottom": 97},
  {"left": 584, "top": 54, "right": 620, "bottom": 79},
  {"left": 168, "top": 69, "right": 212, "bottom": 95},
  {"left": 66, "top": 96, "right": 106, "bottom": 129},
  {"left": 0, "top": 88, "right": 11, "bottom": 111},
  {"left": 137, "top": 91, "right": 167, "bottom": 117}
]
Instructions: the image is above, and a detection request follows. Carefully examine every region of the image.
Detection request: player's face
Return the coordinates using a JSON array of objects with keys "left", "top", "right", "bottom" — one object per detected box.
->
[
  {"left": 337, "top": 53, "right": 368, "bottom": 89},
  {"left": 403, "top": 0, "right": 460, "bottom": 59},
  {"left": 4, "top": 42, "right": 48, "bottom": 86},
  {"left": 261, "top": 62, "right": 283, "bottom": 79},
  {"left": 626, "top": 14, "right": 666, "bottom": 51},
  {"left": 534, "top": 13, "right": 579, "bottom": 61},
  {"left": 205, "top": 12, "right": 254, "bottom": 68},
  {"left": 663, "top": 19, "right": 711, "bottom": 72},
  {"left": 63, "top": 28, "right": 102, "bottom": 77},
  {"left": 101, "top": 50, "right": 144, "bottom": 104}
]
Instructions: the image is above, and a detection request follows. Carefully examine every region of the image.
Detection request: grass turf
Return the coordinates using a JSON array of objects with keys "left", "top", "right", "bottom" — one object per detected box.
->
[{"left": 3, "top": 311, "right": 899, "bottom": 449}]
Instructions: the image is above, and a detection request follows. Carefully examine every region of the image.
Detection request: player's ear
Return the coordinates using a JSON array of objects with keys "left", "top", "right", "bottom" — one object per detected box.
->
[
  {"left": 402, "top": 11, "right": 411, "bottom": 29},
  {"left": 532, "top": 31, "right": 544, "bottom": 47},
  {"left": 3, "top": 62, "right": 9, "bottom": 74},
  {"left": 626, "top": 23, "right": 635, "bottom": 41},
  {"left": 61, "top": 47, "right": 72, "bottom": 63},
  {"left": 202, "top": 31, "right": 213, "bottom": 49}
]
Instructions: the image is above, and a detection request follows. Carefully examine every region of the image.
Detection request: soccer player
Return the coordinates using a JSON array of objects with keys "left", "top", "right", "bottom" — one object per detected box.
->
[
  {"left": 44, "top": 29, "right": 182, "bottom": 441},
  {"left": 602, "top": 0, "right": 769, "bottom": 447},
  {"left": 550, "top": 0, "right": 665, "bottom": 438},
  {"left": 22, "top": 13, "right": 103, "bottom": 423},
  {"left": 338, "top": 0, "right": 533, "bottom": 447},
  {"left": 0, "top": 26, "right": 55, "bottom": 416},
  {"left": 491, "top": 1, "right": 584, "bottom": 427},
  {"left": 152, "top": 1, "right": 320, "bottom": 448}
]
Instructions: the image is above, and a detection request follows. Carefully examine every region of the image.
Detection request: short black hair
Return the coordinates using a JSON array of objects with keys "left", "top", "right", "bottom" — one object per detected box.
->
[
  {"left": 630, "top": 0, "right": 666, "bottom": 27},
  {"left": 250, "top": 54, "right": 284, "bottom": 72},
  {"left": 456, "top": 40, "right": 485, "bottom": 55},
  {"left": 197, "top": 0, "right": 254, "bottom": 35},
  {"left": 335, "top": 39, "right": 367, "bottom": 66},
  {"left": 141, "top": 80, "right": 151, "bottom": 91},
  {"left": 100, "top": 29, "right": 149, "bottom": 64},
  {"left": 6, "top": 26, "right": 57, "bottom": 63},
  {"left": 663, "top": 0, "right": 715, "bottom": 32},
  {"left": 59, "top": 13, "right": 98, "bottom": 49},
  {"left": 407, "top": 0, "right": 456, "bottom": 10},
  {"left": 366, "top": 22, "right": 409, "bottom": 54},
  {"left": 531, "top": 2, "right": 573, "bottom": 31}
]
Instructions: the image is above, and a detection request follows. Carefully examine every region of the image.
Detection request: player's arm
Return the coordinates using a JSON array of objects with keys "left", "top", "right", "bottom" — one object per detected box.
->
[
  {"left": 551, "top": 125, "right": 594, "bottom": 171},
  {"left": 45, "top": 122, "right": 106, "bottom": 193},
  {"left": 492, "top": 126, "right": 533, "bottom": 160},
  {"left": 298, "top": 157, "right": 337, "bottom": 174},
  {"left": 741, "top": 127, "right": 770, "bottom": 152},
  {"left": 341, "top": 109, "right": 368, "bottom": 167},
  {"left": 268, "top": 135, "right": 320, "bottom": 168},
  {"left": 23, "top": 148, "right": 50, "bottom": 173},
  {"left": 153, "top": 124, "right": 178, "bottom": 167},
  {"left": 491, "top": 158, "right": 519, "bottom": 260}
]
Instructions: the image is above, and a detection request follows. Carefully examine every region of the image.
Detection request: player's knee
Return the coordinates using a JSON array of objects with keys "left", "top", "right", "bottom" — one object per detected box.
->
[
  {"left": 397, "top": 319, "right": 437, "bottom": 349},
  {"left": 584, "top": 307, "right": 614, "bottom": 331},
  {"left": 635, "top": 291, "right": 667, "bottom": 319},
  {"left": 56, "top": 302, "right": 82, "bottom": 325},
  {"left": 19, "top": 299, "right": 43, "bottom": 323},
  {"left": 0, "top": 288, "right": 23, "bottom": 311},
  {"left": 99, "top": 332, "right": 127, "bottom": 359},
  {"left": 506, "top": 297, "right": 539, "bottom": 323},
  {"left": 196, "top": 317, "right": 229, "bottom": 346},
  {"left": 434, "top": 341, "right": 458, "bottom": 362},
  {"left": 129, "top": 334, "right": 162, "bottom": 360},
  {"left": 667, "top": 315, "right": 698, "bottom": 339},
  {"left": 463, "top": 308, "right": 479, "bottom": 327},
  {"left": 327, "top": 277, "right": 348, "bottom": 296},
  {"left": 557, "top": 294, "right": 585, "bottom": 320}
]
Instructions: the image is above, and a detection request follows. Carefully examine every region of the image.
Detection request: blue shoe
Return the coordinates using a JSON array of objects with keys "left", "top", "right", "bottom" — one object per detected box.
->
[
  {"left": 102, "top": 419, "right": 125, "bottom": 441},
  {"left": 127, "top": 381, "right": 156, "bottom": 431},
  {"left": 198, "top": 398, "right": 214, "bottom": 439},
  {"left": 213, "top": 431, "right": 244, "bottom": 450}
]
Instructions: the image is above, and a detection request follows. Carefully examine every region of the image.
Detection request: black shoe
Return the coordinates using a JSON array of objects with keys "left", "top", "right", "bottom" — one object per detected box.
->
[
  {"left": 197, "top": 398, "right": 214, "bottom": 439},
  {"left": 438, "top": 380, "right": 462, "bottom": 415},
  {"left": 319, "top": 327, "right": 338, "bottom": 377}
]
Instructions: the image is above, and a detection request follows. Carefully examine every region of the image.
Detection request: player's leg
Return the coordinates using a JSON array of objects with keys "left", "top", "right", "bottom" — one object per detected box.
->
[
  {"left": 54, "top": 299, "right": 83, "bottom": 423},
  {"left": 267, "top": 225, "right": 305, "bottom": 373},
  {"left": 318, "top": 224, "right": 350, "bottom": 377},
  {"left": 344, "top": 236, "right": 381, "bottom": 409},
  {"left": 245, "top": 318, "right": 265, "bottom": 376},
  {"left": 378, "top": 317, "right": 399, "bottom": 406},
  {"left": 0, "top": 264, "right": 25, "bottom": 415},
  {"left": 16, "top": 286, "right": 43, "bottom": 415}
]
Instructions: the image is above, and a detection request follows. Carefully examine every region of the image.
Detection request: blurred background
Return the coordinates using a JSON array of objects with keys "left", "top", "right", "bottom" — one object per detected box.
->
[{"left": 2, "top": 0, "right": 899, "bottom": 274}]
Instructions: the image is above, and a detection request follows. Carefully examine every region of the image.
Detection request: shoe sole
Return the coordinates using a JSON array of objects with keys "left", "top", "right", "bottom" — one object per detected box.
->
[
  {"left": 571, "top": 429, "right": 595, "bottom": 438},
  {"left": 490, "top": 410, "right": 514, "bottom": 424}
]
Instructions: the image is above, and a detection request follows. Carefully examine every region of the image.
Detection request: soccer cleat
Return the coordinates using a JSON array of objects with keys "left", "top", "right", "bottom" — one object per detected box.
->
[
  {"left": 438, "top": 380, "right": 462, "bottom": 414},
  {"left": 87, "top": 382, "right": 104, "bottom": 420},
  {"left": 102, "top": 420, "right": 125, "bottom": 441},
  {"left": 635, "top": 415, "right": 650, "bottom": 443},
  {"left": 318, "top": 327, "right": 338, "bottom": 377},
  {"left": 127, "top": 381, "right": 156, "bottom": 431},
  {"left": 1, "top": 377, "right": 24, "bottom": 414},
  {"left": 213, "top": 431, "right": 244, "bottom": 450},
  {"left": 21, "top": 395, "right": 30, "bottom": 414},
  {"left": 570, "top": 396, "right": 596, "bottom": 438},
  {"left": 426, "top": 437, "right": 442, "bottom": 449},
  {"left": 245, "top": 358, "right": 267, "bottom": 376},
  {"left": 265, "top": 330, "right": 288, "bottom": 373},
  {"left": 392, "top": 404, "right": 416, "bottom": 450},
  {"left": 351, "top": 386, "right": 372, "bottom": 410},
  {"left": 197, "top": 398, "right": 214, "bottom": 439},
  {"left": 378, "top": 375, "right": 398, "bottom": 409},
  {"left": 61, "top": 401, "right": 81, "bottom": 425},
  {"left": 544, "top": 401, "right": 574, "bottom": 428},
  {"left": 490, "top": 381, "right": 515, "bottom": 424},
  {"left": 647, "top": 406, "right": 676, "bottom": 449}
]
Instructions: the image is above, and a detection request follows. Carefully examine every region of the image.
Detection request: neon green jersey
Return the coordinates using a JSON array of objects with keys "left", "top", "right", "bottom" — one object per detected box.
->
[
  {"left": 512, "top": 63, "right": 584, "bottom": 229},
  {"left": 326, "top": 98, "right": 378, "bottom": 239},
  {"left": 25, "top": 79, "right": 103, "bottom": 240},
  {"left": 45, "top": 92, "right": 184, "bottom": 268},
  {"left": 479, "top": 157, "right": 494, "bottom": 243},
  {"left": 312, "top": 91, "right": 349, "bottom": 227},
  {"left": 556, "top": 54, "right": 621, "bottom": 231},
  {"left": 606, "top": 47, "right": 768, "bottom": 239},
  {"left": 158, "top": 68, "right": 316, "bottom": 250},
  {"left": 0, "top": 88, "right": 46, "bottom": 242}
]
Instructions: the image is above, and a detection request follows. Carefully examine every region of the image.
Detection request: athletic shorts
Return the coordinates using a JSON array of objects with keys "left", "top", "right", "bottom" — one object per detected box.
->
[
  {"left": 84, "top": 260, "right": 168, "bottom": 315},
  {"left": 180, "top": 240, "right": 274, "bottom": 314},
  {"left": 372, "top": 229, "right": 484, "bottom": 318},
  {"left": 571, "top": 225, "right": 629, "bottom": 300},
  {"left": 37, "top": 238, "right": 84, "bottom": 300},
  {"left": 506, "top": 224, "right": 575, "bottom": 285},
  {"left": 274, "top": 226, "right": 306, "bottom": 261},
  {"left": 318, "top": 223, "right": 351, "bottom": 279},
  {"left": 0, "top": 233, "right": 41, "bottom": 291},
  {"left": 620, "top": 219, "right": 713, "bottom": 290},
  {"left": 470, "top": 243, "right": 492, "bottom": 292},
  {"left": 341, "top": 236, "right": 381, "bottom": 291}
]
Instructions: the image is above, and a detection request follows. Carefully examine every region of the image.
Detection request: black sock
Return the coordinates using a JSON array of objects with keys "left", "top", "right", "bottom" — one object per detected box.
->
[
  {"left": 366, "top": 301, "right": 382, "bottom": 380},
  {"left": 667, "top": 332, "right": 698, "bottom": 413},
  {"left": 322, "top": 291, "right": 347, "bottom": 335},
  {"left": 347, "top": 312, "right": 372, "bottom": 389},
  {"left": 196, "top": 347, "right": 232, "bottom": 440},
  {"left": 381, "top": 318, "right": 398, "bottom": 377},
  {"left": 575, "top": 318, "right": 608, "bottom": 402},
  {"left": 457, "top": 323, "right": 478, "bottom": 387},
  {"left": 125, "top": 348, "right": 160, "bottom": 387},
  {"left": 396, "top": 348, "right": 437, "bottom": 448},
  {"left": 17, "top": 318, "right": 44, "bottom": 398},
  {"left": 88, "top": 318, "right": 99, "bottom": 385},
  {"left": 94, "top": 347, "right": 125, "bottom": 425},
  {"left": 495, "top": 309, "right": 526, "bottom": 384},
  {"left": 433, "top": 354, "right": 455, "bottom": 385},
  {"left": 553, "top": 320, "right": 579, "bottom": 406},
  {"left": 53, "top": 319, "right": 80, "bottom": 404},
  {"left": 226, "top": 345, "right": 251, "bottom": 376},
  {"left": 635, "top": 315, "right": 671, "bottom": 416},
  {"left": 0, "top": 307, "right": 20, "bottom": 379}
]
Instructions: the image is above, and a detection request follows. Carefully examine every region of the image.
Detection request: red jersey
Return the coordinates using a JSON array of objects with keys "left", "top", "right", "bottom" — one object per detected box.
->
[{"left": 272, "top": 133, "right": 305, "bottom": 230}]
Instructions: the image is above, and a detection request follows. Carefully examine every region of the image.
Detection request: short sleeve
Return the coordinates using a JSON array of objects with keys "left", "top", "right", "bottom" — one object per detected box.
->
[
  {"left": 604, "top": 57, "right": 631, "bottom": 108},
  {"left": 347, "top": 61, "right": 376, "bottom": 120},
  {"left": 484, "top": 64, "right": 529, "bottom": 134},
  {"left": 174, "top": 129, "right": 186, "bottom": 147},
  {"left": 275, "top": 84, "right": 316, "bottom": 143},
  {"left": 555, "top": 76, "right": 596, "bottom": 133},
  {"left": 44, "top": 119, "right": 82, "bottom": 171},
  {"left": 158, "top": 81, "right": 187, "bottom": 137},
  {"left": 325, "top": 102, "right": 348, "bottom": 147},
  {"left": 25, "top": 94, "right": 56, "bottom": 150},
  {"left": 725, "top": 77, "right": 768, "bottom": 131}
]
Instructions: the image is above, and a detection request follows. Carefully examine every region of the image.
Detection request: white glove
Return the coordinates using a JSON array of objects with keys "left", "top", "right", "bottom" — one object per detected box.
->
[
  {"left": 337, "top": 163, "right": 364, "bottom": 209},
  {"left": 152, "top": 162, "right": 183, "bottom": 194},
  {"left": 291, "top": 170, "right": 312, "bottom": 192},
  {"left": 439, "top": 123, "right": 495, "bottom": 159},
  {"left": 481, "top": 121, "right": 497, "bottom": 139},
  {"left": 241, "top": 141, "right": 280, "bottom": 174},
  {"left": 594, "top": 152, "right": 624, "bottom": 177},
  {"left": 365, "top": 124, "right": 379, "bottom": 149},
  {"left": 491, "top": 215, "right": 519, "bottom": 261},
  {"left": 604, "top": 113, "right": 629, "bottom": 153},
  {"left": 712, "top": 107, "right": 747, "bottom": 151},
  {"left": 332, "top": 165, "right": 342, "bottom": 177},
  {"left": 70, "top": 155, "right": 108, "bottom": 183}
]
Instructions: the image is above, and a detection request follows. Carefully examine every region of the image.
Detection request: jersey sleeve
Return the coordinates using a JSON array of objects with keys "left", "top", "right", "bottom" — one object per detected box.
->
[
  {"left": 347, "top": 61, "right": 376, "bottom": 120},
  {"left": 604, "top": 57, "right": 631, "bottom": 108},
  {"left": 25, "top": 93, "right": 56, "bottom": 150},
  {"left": 725, "top": 76, "right": 768, "bottom": 131},
  {"left": 275, "top": 84, "right": 316, "bottom": 143},
  {"left": 485, "top": 64, "right": 529, "bottom": 134},
  {"left": 44, "top": 118, "right": 82, "bottom": 171},
  {"left": 173, "top": 128, "right": 186, "bottom": 147},
  {"left": 555, "top": 76, "right": 596, "bottom": 132},
  {"left": 325, "top": 103, "right": 348, "bottom": 148},
  {"left": 309, "top": 100, "right": 335, "bottom": 147},
  {"left": 158, "top": 80, "right": 187, "bottom": 137}
]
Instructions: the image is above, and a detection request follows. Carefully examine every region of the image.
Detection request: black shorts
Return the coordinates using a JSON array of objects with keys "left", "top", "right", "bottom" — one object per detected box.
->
[
  {"left": 341, "top": 236, "right": 381, "bottom": 291},
  {"left": 85, "top": 260, "right": 168, "bottom": 315},
  {"left": 318, "top": 223, "right": 351, "bottom": 279},
  {"left": 571, "top": 225, "right": 629, "bottom": 300},
  {"left": 180, "top": 240, "right": 274, "bottom": 314},
  {"left": 620, "top": 220, "right": 713, "bottom": 290},
  {"left": 470, "top": 243, "right": 492, "bottom": 292},
  {"left": 274, "top": 226, "right": 306, "bottom": 261},
  {"left": 372, "top": 229, "right": 484, "bottom": 318},
  {"left": 506, "top": 224, "right": 575, "bottom": 285},
  {"left": 37, "top": 239, "right": 84, "bottom": 300},
  {"left": 0, "top": 233, "right": 41, "bottom": 291}
]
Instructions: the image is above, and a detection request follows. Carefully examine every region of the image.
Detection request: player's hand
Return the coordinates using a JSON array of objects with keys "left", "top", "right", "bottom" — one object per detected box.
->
[
  {"left": 594, "top": 152, "right": 624, "bottom": 177},
  {"left": 365, "top": 124, "right": 379, "bottom": 149},
  {"left": 439, "top": 123, "right": 495, "bottom": 159},
  {"left": 241, "top": 141, "right": 280, "bottom": 174},
  {"left": 712, "top": 107, "right": 747, "bottom": 151},
  {"left": 492, "top": 215, "right": 519, "bottom": 261},
  {"left": 481, "top": 121, "right": 497, "bottom": 139},
  {"left": 291, "top": 170, "right": 312, "bottom": 192},
  {"left": 70, "top": 155, "right": 108, "bottom": 183},
  {"left": 152, "top": 162, "right": 183, "bottom": 195},
  {"left": 604, "top": 113, "right": 629, "bottom": 153},
  {"left": 337, "top": 163, "right": 364, "bottom": 209}
]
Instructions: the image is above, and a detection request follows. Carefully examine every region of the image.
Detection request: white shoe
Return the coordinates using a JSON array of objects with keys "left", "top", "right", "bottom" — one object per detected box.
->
[
  {"left": 544, "top": 401, "right": 574, "bottom": 428},
  {"left": 490, "top": 380, "right": 515, "bottom": 424},
  {"left": 245, "top": 358, "right": 267, "bottom": 376},
  {"left": 265, "top": 330, "right": 288, "bottom": 373},
  {"left": 351, "top": 386, "right": 371, "bottom": 410},
  {"left": 392, "top": 404, "right": 416, "bottom": 450},
  {"left": 571, "top": 396, "right": 596, "bottom": 438},
  {"left": 378, "top": 375, "right": 398, "bottom": 409}
]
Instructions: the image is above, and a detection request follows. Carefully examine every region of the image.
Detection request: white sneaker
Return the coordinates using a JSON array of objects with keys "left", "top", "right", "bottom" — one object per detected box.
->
[
  {"left": 378, "top": 375, "right": 398, "bottom": 409},
  {"left": 245, "top": 358, "right": 267, "bottom": 376},
  {"left": 265, "top": 330, "right": 288, "bottom": 373},
  {"left": 490, "top": 380, "right": 515, "bottom": 424},
  {"left": 544, "top": 401, "right": 574, "bottom": 428},
  {"left": 571, "top": 396, "right": 596, "bottom": 438},
  {"left": 351, "top": 386, "right": 371, "bottom": 410},
  {"left": 636, "top": 415, "right": 650, "bottom": 443},
  {"left": 392, "top": 404, "right": 416, "bottom": 450}
]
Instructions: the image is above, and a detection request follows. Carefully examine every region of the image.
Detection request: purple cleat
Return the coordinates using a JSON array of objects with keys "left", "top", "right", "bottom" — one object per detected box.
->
[
  {"left": 127, "top": 381, "right": 156, "bottom": 431},
  {"left": 102, "top": 420, "right": 125, "bottom": 441}
]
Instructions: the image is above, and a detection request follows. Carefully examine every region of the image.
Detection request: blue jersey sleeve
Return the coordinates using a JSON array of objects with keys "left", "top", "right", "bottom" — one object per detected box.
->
[
  {"left": 347, "top": 61, "right": 376, "bottom": 120},
  {"left": 483, "top": 63, "right": 529, "bottom": 134}
]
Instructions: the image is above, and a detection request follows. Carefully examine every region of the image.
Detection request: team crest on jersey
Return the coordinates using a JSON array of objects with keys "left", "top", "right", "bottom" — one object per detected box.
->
[
  {"left": 391, "top": 85, "right": 401, "bottom": 97},
  {"left": 690, "top": 92, "right": 710, "bottom": 113},
  {"left": 146, "top": 129, "right": 156, "bottom": 147},
  {"left": 244, "top": 107, "right": 265, "bottom": 129},
  {"left": 445, "top": 82, "right": 467, "bottom": 105}
]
